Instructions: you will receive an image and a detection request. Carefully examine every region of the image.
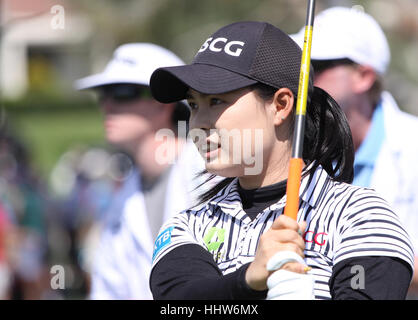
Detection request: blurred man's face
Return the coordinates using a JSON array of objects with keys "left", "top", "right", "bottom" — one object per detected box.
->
[
  {"left": 97, "top": 84, "right": 170, "bottom": 147},
  {"left": 313, "top": 59, "right": 379, "bottom": 151},
  {"left": 312, "top": 59, "right": 358, "bottom": 114}
]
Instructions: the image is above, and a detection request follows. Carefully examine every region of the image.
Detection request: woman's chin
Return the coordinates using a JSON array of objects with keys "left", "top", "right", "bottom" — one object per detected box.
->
[{"left": 204, "top": 162, "right": 244, "bottom": 178}]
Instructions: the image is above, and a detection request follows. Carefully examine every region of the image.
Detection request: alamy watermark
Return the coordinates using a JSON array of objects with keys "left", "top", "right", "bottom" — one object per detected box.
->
[
  {"left": 50, "top": 265, "right": 65, "bottom": 290},
  {"left": 50, "top": 5, "right": 65, "bottom": 30},
  {"left": 350, "top": 265, "right": 365, "bottom": 290}
]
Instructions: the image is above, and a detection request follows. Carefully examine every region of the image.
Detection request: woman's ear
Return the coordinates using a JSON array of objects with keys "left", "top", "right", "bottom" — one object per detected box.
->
[{"left": 272, "top": 87, "right": 294, "bottom": 126}]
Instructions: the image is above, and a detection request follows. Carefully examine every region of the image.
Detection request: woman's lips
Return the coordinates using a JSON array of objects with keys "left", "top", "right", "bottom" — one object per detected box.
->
[
  {"left": 200, "top": 142, "right": 221, "bottom": 160},
  {"left": 205, "top": 147, "right": 220, "bottom": 160}
]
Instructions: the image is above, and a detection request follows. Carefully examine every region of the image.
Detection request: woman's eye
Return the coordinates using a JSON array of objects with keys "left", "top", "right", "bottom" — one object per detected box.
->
[
  {"left": 187, "top": 101, "right": 198, "bottom": 110},
  {"left": 210, "top": 98, "right": 223, "bottom": 106}
]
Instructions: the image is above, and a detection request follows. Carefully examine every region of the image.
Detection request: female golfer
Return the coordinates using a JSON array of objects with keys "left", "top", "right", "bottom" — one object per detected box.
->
[{"left": 148, "top": 21, "right": 414, "bottom": 300}]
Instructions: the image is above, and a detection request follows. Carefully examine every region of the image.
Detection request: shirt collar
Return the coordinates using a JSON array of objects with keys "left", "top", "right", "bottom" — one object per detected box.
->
[
  {"left": 207, "top": 164, "right": 330, "bottom": 219},
  {"left": 207, "top": 178, "right": 246, "bottom": 219},
  {"left": 355, "top": 103, "right": 385, "bottom": 166}
]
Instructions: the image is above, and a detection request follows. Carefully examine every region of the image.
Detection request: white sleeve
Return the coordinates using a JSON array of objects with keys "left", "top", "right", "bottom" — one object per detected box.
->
[{"left": 89, "top": 228, "right": 127, "bottom": 300}]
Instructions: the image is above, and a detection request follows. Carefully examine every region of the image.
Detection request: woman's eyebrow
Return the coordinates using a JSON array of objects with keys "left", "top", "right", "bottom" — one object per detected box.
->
[{"left": 186, "top": 90, "right": 209, "bottom": 100}]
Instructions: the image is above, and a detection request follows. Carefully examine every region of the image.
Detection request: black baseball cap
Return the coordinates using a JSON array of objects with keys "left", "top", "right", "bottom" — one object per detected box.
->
[{"left": 150, "top": 21, "right": 313, "bottom": 103}]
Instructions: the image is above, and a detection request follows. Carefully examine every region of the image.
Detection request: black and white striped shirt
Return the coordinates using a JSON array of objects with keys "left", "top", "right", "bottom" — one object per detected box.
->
[{"left": 151, "top": 165, "right": 414, "bottom": 299}]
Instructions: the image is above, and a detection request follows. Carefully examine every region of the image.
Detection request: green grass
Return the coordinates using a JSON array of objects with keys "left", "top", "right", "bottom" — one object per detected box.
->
[{"left": 6, "top": 107, "right": 106, "bottom": 180}]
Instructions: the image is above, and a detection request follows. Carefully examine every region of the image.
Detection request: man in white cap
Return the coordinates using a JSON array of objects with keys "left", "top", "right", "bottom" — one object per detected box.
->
[
  {"left": 75, "top": 43, "right": 206, "bottom": 299},
  {"left": 292, "top": 6, "right": 418, "bottom": 297}
]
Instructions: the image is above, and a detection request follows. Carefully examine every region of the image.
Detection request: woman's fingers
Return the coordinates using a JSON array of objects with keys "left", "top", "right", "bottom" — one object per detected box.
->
[
  {"left": 262, "top": 228, "right": 305, "bottom": 253},
  {"left": 245, "top": 215, "right": 309, "bottom": 291},
  {"left": 271, "top": 214, "right": 300, "bottom": 231},
  {"left": 281, "top": 261, "right": 311, "bottom": 274}
]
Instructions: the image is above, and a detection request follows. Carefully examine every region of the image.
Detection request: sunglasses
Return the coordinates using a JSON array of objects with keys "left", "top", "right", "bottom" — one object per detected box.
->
[
  {"left": 312, "top": 58, "right": 357, "bottom": 74},
  {"left": 97, "top": 84, "right": 153, "bottom": 103}
]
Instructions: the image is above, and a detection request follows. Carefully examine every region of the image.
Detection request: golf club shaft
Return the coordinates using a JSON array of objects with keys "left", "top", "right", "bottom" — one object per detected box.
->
[{"left": 284, "top": 0, "right": 316, "bottom": 220}]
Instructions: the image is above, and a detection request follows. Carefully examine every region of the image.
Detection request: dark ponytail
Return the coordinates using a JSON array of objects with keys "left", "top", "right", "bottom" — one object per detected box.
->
[
  {"left": 303, "top": 86, "right": 354, "bottom": 183},
  {"left": 195, "top": 83, "right": 354, "bottom": 206}
]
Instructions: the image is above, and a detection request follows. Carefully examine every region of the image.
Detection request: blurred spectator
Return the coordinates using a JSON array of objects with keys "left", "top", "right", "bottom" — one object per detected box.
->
[
  {"left": 75, "top": 43, "right": 208, "bottom": 299},
  {"left": 48, "top": 145, "right": 133, "bottom": 297},
  {"left": 0, "top": 126, "right": 50, "bottom": 299},
  {"left": 292, "top": 6, "right": 418, "bottom": 298},
  {"left": 0, "top": 201, "right": 12, "bottom": 299}
]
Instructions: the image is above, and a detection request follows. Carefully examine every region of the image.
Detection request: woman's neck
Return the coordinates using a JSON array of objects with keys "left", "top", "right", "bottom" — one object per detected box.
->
[{"left": 238, "top": 143, "right": 293, "bottom": 189}]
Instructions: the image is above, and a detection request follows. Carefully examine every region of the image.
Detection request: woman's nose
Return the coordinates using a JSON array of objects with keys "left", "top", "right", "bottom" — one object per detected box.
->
[{"left": 189, "top": 108, "right": 212, "bottom": 131}]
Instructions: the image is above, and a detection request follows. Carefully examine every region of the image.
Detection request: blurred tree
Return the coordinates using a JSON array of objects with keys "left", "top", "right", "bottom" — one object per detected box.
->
[{"left": 71, "top": 0, "right": 309, "bottom": 62}]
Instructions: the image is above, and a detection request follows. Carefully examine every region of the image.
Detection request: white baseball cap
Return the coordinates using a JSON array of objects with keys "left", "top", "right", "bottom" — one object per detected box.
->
[
  {"left": 75, "top": 43, "right": 184, "bottom": 90},
  {"left": 291, "top": 6, "right": 390, "bottom": 74}
]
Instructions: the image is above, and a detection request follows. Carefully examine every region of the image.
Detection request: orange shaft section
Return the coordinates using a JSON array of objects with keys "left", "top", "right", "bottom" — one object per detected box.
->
[{"left": 284, "top": 158, "right": 304, "bottom": 220}]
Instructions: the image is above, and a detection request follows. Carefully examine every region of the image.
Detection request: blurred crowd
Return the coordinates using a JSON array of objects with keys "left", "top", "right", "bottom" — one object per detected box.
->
[{"left": 0, "top": 122, "right": 133, "bottom": 299}]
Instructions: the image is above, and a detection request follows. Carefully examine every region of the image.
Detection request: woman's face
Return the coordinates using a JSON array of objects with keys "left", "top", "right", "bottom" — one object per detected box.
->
[{"left": 187, "top": 87, "right": 281, "bottom": 178}]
